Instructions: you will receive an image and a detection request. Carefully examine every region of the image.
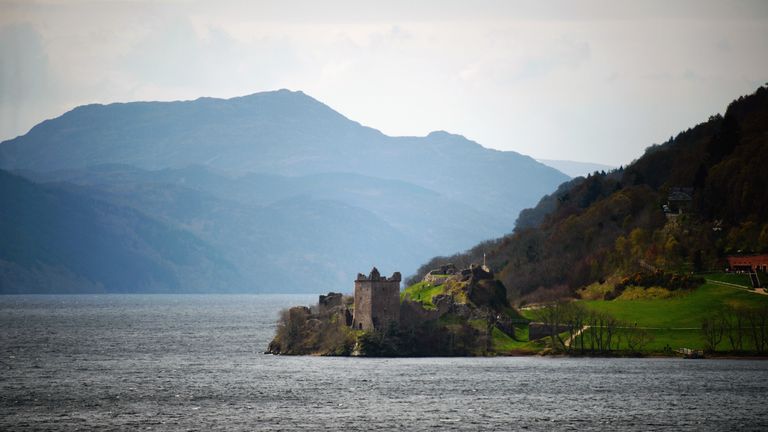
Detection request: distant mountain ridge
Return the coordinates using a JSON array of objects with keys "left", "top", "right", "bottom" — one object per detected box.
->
[
  {"left": 537, "top": 159, "right": 616, "bottom": 178},
  {"left": 0, "top": 90, "right": 568, "bottom": 293},
  {"left": 0, "top": 170, "right": 241, "bottom": 293},
  {"left": 0, "top": 90, "right": 565, "bottom": 219}
]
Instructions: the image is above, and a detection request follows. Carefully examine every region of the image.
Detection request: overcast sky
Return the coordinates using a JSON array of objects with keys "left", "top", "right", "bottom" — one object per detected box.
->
[{"left": 1, "top": 0, "right": 766, "bottom": 165}]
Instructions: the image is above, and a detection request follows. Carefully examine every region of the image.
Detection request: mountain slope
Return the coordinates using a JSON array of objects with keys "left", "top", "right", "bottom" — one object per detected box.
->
[
  {"left": 410, "top": 85, "right": 768, "bottom": 300},
  {"left": 0, "top": 90, "right": 568, "bottom": 293},
  {"left": 18, "top": 164, "right": 502, "bottom": 291},
  {"left": 0, "top": 90, "right": 567, "bottom": 221},
  {"left": 22, "top": 163, "right": 505, "bottom": 252},
  {"left": 0, "top": 170, "right": 242, "bottom": 293}
]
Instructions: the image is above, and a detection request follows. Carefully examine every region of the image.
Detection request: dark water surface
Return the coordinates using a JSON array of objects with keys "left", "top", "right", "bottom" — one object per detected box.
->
[{"left": 1, "top": 295, "right": 767, "bottom": 431}]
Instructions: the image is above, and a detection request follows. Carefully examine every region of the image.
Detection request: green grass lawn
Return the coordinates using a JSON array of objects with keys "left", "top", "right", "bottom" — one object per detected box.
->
[
  {"left": 518, "top": 308, "right": 540, "bottom": 321},
  {"left": 491, "top": 326, "right": 541, "bottom": 353},
  {"left": 699, "top": 272, "right": 752, "bottom": 288},
  {"left": 401, "top": 281, "right": 446, "bottom": 309},
  {"left": 641, "top": 329, "right": 702, "bottom": 351},
  {"left": 576, "top": 282, "right": 768, "bottom": 353},
  {"left": 580, "top": 282, "right": 768, "bottom": 328},
  {"left": 573, "top": 327, "right": 767, "bottom": 353},
  {"left": 410, "top": 276, "right": 768, "bottom": 354},
  {"left": 567, "top": 327, "right": 702, "bottom": 352}
]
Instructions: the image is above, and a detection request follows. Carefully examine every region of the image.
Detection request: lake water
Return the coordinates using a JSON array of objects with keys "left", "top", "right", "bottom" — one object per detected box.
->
[{"left": 1, "top": 294, "right": 767, "bottom": 431}]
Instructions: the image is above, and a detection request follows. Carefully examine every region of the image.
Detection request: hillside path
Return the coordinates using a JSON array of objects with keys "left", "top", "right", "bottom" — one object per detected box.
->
[
  {"left": 706, "top": 279, "right": 767, "bottom": 295},
  {"left": 565, "top": 325, "right": 589, "bottom": 348}
]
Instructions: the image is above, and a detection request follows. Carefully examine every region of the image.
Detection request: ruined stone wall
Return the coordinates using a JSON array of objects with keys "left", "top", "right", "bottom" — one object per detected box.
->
[
  {"left": 528, "top": 322, "right": 572, "bottom": 341},
  {"left": 399, "top": 299, "right": 440, "bottom": 328},
  {"left": 353, "top": 282, "right": 373, "bottom": 330},
  {"left": 352, "top": 269, "right": 401, "bottom": 331}
]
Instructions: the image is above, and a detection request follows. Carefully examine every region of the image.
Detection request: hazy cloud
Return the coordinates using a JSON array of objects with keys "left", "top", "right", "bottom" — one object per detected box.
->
[
  {"left": 0, "top": 22, "right": 56, "bottom": 139},
  {"left": 1, "top": 0, "right": 767, "bottom": 164}
]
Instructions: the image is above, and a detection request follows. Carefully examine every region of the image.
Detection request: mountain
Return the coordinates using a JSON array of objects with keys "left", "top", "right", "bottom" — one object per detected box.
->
[
  {"left": 537, "top": 159, "right": 616, "bottom": 178},
  {"left": 0, "top": 90, "right": 566, "bottom": 218},
  {"left": 0, "top": 170, "right": 241, "bottom": 294},
  {"left": 0, "top": 90, "right": 568, "bottom": 293},
  {"left": 410, "top": 85, "right": 768, "bottom": 301}
]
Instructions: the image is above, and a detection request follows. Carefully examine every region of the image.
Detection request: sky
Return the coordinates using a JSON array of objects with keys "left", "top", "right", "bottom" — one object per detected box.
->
[{"left": 1, "top": 1, "right": 767, "bottom": 166}]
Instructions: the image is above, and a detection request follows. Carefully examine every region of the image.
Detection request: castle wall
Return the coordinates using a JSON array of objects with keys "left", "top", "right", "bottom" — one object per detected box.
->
[
  {"left": 399, "top": 299, "right": 440, "bottom": 329},
  {"left": 352, "top": 270, "right": 401, "bottom": 331},
  {"left": 353, "top": 282, "right": 374, "bottom": 330},
  {"left": 528, "top": 322, "right": 572, "bottom": 341}
]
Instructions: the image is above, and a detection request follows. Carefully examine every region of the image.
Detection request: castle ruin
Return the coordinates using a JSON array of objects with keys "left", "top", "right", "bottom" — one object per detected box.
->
[{"left": 352, "top": 267, "right": 401, "bottom": 331}]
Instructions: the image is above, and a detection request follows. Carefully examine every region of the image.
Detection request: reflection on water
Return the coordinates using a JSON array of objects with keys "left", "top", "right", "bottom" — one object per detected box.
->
[{"left": 1, "top": 294, "right": 767, "bottom": 431}]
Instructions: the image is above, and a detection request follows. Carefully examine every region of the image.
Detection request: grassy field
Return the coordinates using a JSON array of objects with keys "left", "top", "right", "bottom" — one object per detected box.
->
[
  {"left": 565, "top": 327, "right": 701, "bottom": 351},
  {"left": 401, "top": 281, "right": 445, "bottom": 309},
  {"left": 699, "top": 272, "right": 752, "bottom": 287},
  {"left": 405, "top": 274, "right": 768, "bottom": 354},
  {"left": 581, "top": 282, "right": 768, "bottom": 328},
  {"left": 519, "top": 278, "right": 768, "bottom": 353},
  {"left": 491, "top": 326, "right": 542, "bottom": 353},
  {"left": 576, "top": 281, "right": 768, "bottom": 352}
]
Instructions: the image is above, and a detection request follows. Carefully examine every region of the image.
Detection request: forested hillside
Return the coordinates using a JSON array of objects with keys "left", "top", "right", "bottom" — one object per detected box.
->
[{"left": 411, "top": 85, "right": 768, "bottom": 302}]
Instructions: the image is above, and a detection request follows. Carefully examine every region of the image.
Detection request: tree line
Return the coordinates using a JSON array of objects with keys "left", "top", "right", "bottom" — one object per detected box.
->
[
  {"left": 531, "top": 301, "right": 768, "bottom": 355},
  {"left": 406, "top": 85, "right": 768, "bottom": 303},
  {"left": 531, "top": 302, "right": 655, "bottom": 355},
  {"left": 701, "top": 304, "right": 768, "bottom": 353}
]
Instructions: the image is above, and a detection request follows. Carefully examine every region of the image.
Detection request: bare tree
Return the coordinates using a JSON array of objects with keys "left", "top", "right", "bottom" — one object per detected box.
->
[
  {"left": 701, "top": 314, "right": 725, "bottom": 353},
  {"left": 568, "top": 304, "right": 588, "bottom": 354},
  {"left": 533, "top": 303, "right": 626, "bottom": 355},
  {"left": 745, "top": 305, "right": 768, "bottom": 353},
  {"left": 603, "top": 314, "right": 621, "bottom": 352},
  {"left": 531, "top": 301, "right": 571, "bottom": 352},
  {"left": 724, "top": 305, "right": 746, "bottom": 352},
  {"left": 626, "top": 324, "right": 654, "bottom": 353}
]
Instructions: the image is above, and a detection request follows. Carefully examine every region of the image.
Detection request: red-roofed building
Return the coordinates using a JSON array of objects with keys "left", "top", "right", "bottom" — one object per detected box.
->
[{"left": 726, "top": 255, "right": 768, "bottom": 272}]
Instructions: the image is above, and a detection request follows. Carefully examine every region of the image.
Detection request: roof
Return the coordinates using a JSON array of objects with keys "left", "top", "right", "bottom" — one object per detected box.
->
[
  {"left": 668, "top": 191, "right": 692, "bottom": 201},
  {"left": 726, "top": 254, "right": 768, "bottom": 265}
]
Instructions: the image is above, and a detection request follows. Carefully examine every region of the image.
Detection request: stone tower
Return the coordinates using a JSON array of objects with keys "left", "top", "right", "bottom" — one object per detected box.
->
[{"left": 352, "top": 267, "right": 401, "bottom": 331}]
